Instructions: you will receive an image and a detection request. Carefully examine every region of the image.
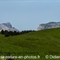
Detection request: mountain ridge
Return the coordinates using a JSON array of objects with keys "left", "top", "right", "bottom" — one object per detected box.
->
[
  {"left": 0, "top": 22, "right": 19, "bottom": 32},
  {"left": 37, "top": 22, "right": 60, "bottom": 30}
]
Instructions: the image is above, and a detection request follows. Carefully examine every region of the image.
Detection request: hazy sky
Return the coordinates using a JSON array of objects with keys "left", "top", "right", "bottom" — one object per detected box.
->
[{"left": 0, "top": 0, "right": 60, "bottom": 30}]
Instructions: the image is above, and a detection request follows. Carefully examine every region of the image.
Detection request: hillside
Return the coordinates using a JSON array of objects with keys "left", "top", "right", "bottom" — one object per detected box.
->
[{"left": 0, "top": 28, "right": 60, "bottom": 60}]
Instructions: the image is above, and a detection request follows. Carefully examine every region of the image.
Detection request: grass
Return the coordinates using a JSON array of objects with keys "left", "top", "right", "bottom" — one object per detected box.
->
[{"left": 0, "top": 28, "right": 60, "bottom": 60}]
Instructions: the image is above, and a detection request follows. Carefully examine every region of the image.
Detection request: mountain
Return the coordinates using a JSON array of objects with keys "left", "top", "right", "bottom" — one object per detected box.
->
[
  {"left": 37, "top": 22, "right": 60, "bottom": 30},
  {"left": 0, "top": 22, "right": 19, "bottom": 32}
]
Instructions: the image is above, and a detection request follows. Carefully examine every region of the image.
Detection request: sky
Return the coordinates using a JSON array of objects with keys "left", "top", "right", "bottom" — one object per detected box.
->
[{"left": 0, "top": 0, "right": 60, "bottom": 31}]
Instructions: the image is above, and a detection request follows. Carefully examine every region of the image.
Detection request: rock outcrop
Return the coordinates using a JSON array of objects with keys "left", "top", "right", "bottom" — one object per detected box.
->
[
  {"left": 0, "top": 22, "right": 19, "bottom": 32},
  {"left": 37, "top": 22, "right": 60, "bottom": 30}
]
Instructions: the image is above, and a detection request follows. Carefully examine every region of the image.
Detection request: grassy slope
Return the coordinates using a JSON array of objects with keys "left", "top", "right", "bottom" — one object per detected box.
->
[{"left": 0, "top": 28, "right": 60, "bottom": 60}]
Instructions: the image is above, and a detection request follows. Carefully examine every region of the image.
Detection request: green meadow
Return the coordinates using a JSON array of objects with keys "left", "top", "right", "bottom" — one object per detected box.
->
[{"left": 0, "top": 28, "right": 60, "bottom": 60}]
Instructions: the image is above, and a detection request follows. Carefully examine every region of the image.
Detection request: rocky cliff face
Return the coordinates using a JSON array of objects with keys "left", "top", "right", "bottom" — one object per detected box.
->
[
  {"left": 0, "top": 22, "right": 19, "bottom": 32},
  {"left": 37, "top": 22, "right": 60, "bottom": 30}
]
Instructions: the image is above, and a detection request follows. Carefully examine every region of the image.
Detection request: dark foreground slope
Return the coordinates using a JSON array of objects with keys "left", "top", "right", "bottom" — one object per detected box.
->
[{"left": 0, "top": 28, "right": 60, "bottom": 60}]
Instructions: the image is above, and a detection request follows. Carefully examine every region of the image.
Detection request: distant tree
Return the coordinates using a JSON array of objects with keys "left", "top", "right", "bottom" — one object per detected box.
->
[
  {"left": 0, "top": 29, "right": 35, "bottom": 37},
  {"left": 14, "top": 31, "right": 17, "bottom": 35},
  {"left": 9, "top": 31, "right": 14, "bottom": 36},
  {"left": 1, "top": 30, "right": 5, "bottom": 34},
  {"left": 4, "top": 30, "right": 9, "bottom": 37}
]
